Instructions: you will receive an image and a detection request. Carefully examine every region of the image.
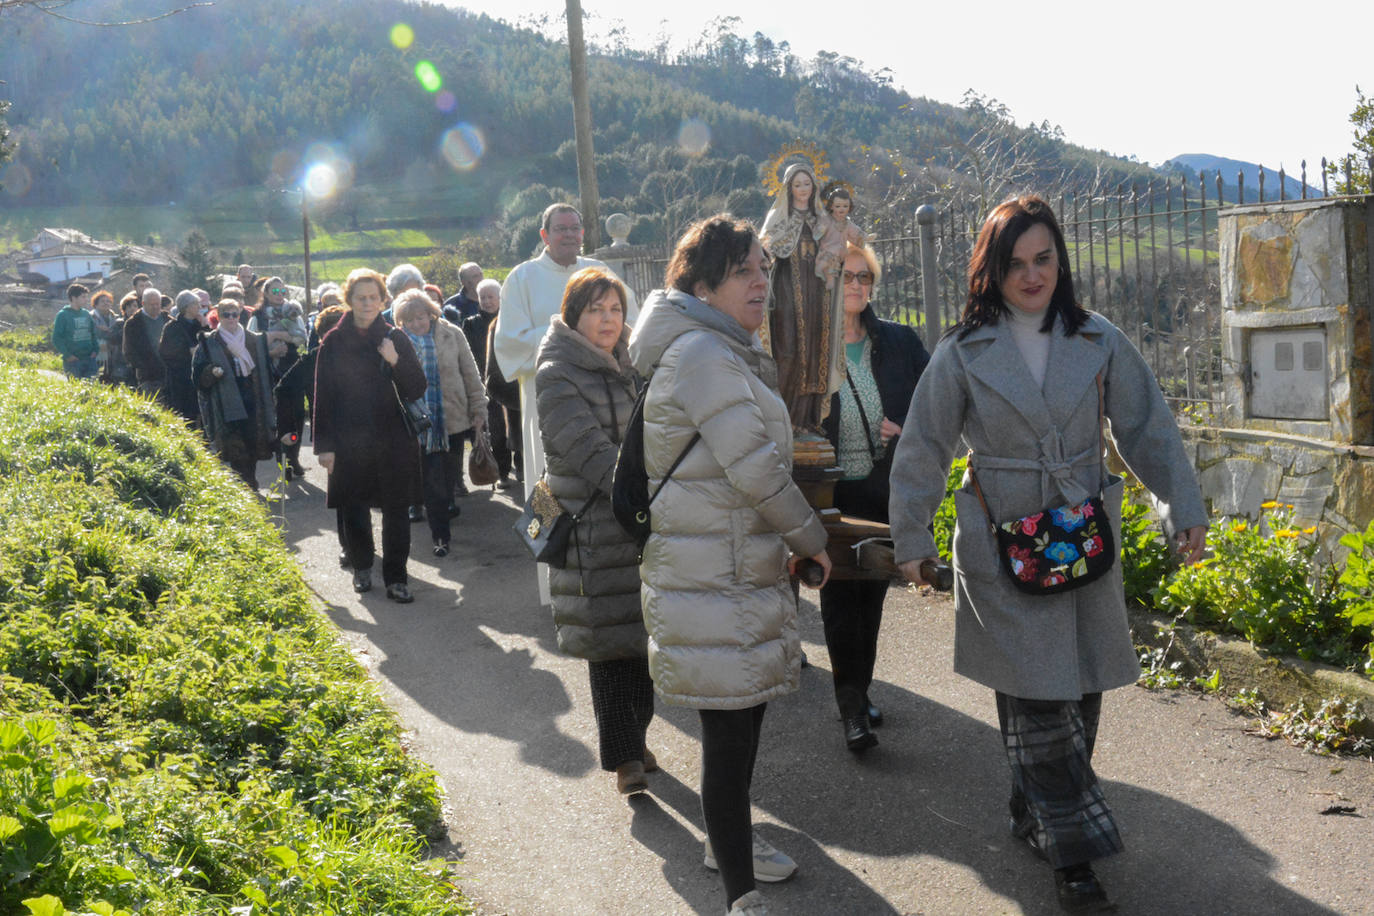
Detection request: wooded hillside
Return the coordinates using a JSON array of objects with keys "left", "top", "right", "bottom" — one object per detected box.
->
[{"left": 0, "top": 0, "right": 1159, "bottom": 260}]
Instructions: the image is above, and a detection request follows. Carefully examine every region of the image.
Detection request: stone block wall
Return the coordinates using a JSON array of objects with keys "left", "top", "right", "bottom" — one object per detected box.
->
[{"left": 1186, "top": 197, "right": 1374, "bottom": 553}]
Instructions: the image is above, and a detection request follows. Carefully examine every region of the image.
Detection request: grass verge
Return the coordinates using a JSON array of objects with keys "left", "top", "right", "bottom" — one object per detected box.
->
[{"left": 0, "top": 364, "right": 468, "bottom": 914}]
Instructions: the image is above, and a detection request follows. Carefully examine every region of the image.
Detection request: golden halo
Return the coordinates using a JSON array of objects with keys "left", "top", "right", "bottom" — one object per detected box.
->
[{"left": 762, "top": 141, "right": 832, "bottom": 199}]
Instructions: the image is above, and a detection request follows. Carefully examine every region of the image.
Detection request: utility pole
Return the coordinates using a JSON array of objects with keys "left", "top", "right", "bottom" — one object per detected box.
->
[
  {"left": 565, "top": 0, "right": 600, "bottom": 252},
  {"left": 300, "top": 192, "right": 312, "bottom": 311}
]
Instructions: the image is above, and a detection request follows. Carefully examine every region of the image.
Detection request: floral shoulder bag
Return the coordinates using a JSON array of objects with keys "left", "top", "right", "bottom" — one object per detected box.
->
[{"left": 968, "top": 373, "right": 1115, "bottom": 596}]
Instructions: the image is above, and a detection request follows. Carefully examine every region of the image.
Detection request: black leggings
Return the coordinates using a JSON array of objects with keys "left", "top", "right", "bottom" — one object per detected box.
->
[{"left": 699, "top": 703, "right": 766, "bottom": 907}]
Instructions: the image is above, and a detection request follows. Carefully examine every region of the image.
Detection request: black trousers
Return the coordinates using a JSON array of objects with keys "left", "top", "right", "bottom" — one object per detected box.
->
[
  {"left": 422, "top": 450, "right": 454, "bottom": 543},
  {"left": 587, "top": 657, "right": 655, "bottom": 770},
  {"left": 818, "top": 577, "right": 889, "bottom": 718},
  {"left": 339, "top": 503, "right": 410, "bottom": 586},
  {"left": 699, "top": 703, "right": 766, "bottom": 907},
  {"left": 485, "top": 401, "right": 513, "bottom": 478}
]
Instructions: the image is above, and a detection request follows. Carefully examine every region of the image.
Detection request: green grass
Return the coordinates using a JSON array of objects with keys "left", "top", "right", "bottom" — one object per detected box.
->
[{"left": 0, "top": 363, "right": 469, "bottom": 914}]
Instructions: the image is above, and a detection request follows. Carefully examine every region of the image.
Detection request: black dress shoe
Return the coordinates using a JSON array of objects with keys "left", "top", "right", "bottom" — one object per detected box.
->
[
  {"left": 386, "top": 583, "right": 415, "bottom": 604},
  {"left": 408, "top": 505, "right": 424, "bottom": 523},
  {"left": 1011, "top": 816, "right": 1047, "bottom": 861},
  {"left": 843, "top": 715, "right": 878, "bottom": 752},
  {"left": 352, "top": 569, "right": 372, "bottom": 594},
  {"left": 338, "top": 551, "right": 350, "bottom": 569},
  {"left": 1054, "top": 864, "right": 1115, "bottom": 912},
  {"left": 866, "top": 703, "right": 883, "bottom": 727}
]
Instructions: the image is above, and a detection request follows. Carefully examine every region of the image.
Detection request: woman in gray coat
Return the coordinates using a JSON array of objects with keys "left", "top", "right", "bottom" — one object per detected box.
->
[
  {"left": 534, "top": 268, "right": 653, "bottom": 796},
  {"left": 629, "top": 216, "right": 830, "bottom": 916},
  {"left": 890, "top": 195, "right": 1206, "bottom": 913}
]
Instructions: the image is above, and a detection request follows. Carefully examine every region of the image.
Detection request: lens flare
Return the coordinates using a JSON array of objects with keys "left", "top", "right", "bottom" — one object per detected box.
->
[
  {"left": 440, "top": 123, "right": 485, "bottom": 172},
  {"left": 435, "top": 90, "right": 457, "bottom": 113},
  {"left": 415, "top": 60, "right": 442, "bottom": 93},
  {"left": 301, "top": 142, "right": 354, "bottom": 199},
  {"left": 677, "top": 118, "right": 711, "bottom": 156},
  {"left": 304, "top": 163, "right": 339, "bottom": 199},
  {"left": 390, "top": 23, "right": 414, "bottom": 49}
]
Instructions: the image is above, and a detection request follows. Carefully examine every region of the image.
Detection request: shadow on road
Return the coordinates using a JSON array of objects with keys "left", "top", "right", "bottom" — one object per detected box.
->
[{"left": 272, "top": 456, "right": 1343, "bottom": 915}]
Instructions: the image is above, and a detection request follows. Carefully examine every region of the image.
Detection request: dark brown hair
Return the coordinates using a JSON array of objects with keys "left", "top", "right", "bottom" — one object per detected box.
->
[
  {"left": 560, "top": 267, "right": 626, "bottom": 327},
  {"left": 314, "top": 304, "right": 348, "bottom": 337},
  {"left": 664, "top": 214, "right": 758, "bottom": 296},
  {"left": 958, "top": 194, "right": 1088, "bottom": 339},
  {"left": 67, "top": 283, "right": 89, "bottom": 301}
]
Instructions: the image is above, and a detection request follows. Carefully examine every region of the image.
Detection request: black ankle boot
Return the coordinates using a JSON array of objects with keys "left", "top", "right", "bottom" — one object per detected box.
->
[{"left": 1054, "top": 863, "right": 1114, "bottom": 912}]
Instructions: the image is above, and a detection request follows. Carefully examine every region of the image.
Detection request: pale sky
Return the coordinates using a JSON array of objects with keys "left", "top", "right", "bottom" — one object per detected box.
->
[{"left": 438, "top": 0, "right": 1371, "bottom": 176}]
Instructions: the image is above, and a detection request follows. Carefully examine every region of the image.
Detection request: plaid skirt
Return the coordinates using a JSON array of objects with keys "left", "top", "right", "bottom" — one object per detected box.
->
[{"left": 996, "top": 691, "right": 1124, "bottom": 869}]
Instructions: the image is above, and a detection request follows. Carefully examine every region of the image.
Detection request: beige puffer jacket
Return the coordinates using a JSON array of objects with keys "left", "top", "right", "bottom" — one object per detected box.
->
[
  {"left": 628, "top": 289, "right": 827, "bottom": 710},
  {"left": 433, "top": 317, "right": 488, "bottom": 435}
]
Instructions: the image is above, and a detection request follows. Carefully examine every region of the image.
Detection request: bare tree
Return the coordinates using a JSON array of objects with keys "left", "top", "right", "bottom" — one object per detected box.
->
[{"left": 0, "top": 0, "right": 210, "bottom": 25}]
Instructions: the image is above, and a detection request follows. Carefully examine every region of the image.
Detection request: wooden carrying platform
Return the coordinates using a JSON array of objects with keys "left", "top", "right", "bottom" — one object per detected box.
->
[{"left": 822, "top": 514, "right": 898, "bottom": 581}]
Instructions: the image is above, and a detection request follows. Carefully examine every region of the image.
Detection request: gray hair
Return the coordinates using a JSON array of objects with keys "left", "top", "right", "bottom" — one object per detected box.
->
[
  {"left": 392, "top": 288, "right": 440, "bottom": 324},
  {"left": 141, "top": 287, "right": 162, "bottom": 307},
  {"left": 476, "top": 278, "right": 501, "bottom": 298},
  {"left": 459, "top": 261, "right": 482, "bottom": 282},
  {"left": 174, "top": 290, "right": 200, "bottom": 314},
  {"left": 386, "top": 263, "right": 425, "bottom": 296}
]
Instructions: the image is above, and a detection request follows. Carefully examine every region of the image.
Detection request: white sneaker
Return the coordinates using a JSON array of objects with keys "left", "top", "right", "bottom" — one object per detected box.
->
[
  {"left": 703, "top": 832, "right": 797, "bottom": 883},
  {"left": 727, "top": 889, "right": 769, "bottom": 915}
]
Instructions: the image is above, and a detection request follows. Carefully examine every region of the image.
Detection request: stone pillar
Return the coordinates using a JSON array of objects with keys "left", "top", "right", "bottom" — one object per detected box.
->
[{"left": 1192, "top": 197, "right": 1374, "bottom": 544}]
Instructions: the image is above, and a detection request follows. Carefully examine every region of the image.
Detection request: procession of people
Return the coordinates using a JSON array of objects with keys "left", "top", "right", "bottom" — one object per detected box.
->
[{"left": 49, "top": 170, "right": 1208, "bottom": 914}]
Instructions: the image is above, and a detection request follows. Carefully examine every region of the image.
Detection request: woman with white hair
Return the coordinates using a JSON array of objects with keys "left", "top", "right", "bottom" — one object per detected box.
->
[
  {"left": 393, "top": 288, "right": 488, "bottom": 557},
  {"left": 159, "top": 290, "right": 208, "bottom": 425}
]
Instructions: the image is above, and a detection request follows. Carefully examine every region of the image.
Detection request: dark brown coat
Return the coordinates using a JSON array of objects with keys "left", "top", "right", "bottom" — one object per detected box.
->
[{"left": 313, "top": 313, "right": 426, "bottom": 509}]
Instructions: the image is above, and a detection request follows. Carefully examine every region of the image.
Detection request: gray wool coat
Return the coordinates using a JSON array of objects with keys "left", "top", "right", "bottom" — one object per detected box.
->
[
  {"left": 629, "top": 289, "right": 828, "bottom": 710},
  {"left": 534, "top": 318, "right": 646, "bottom": 662},
  {"left": 889, "top": 312, "right": 1206, "bottom": 700}
]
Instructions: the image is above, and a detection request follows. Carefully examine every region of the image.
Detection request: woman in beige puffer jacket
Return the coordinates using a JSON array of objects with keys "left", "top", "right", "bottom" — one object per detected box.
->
[{"left": 628, "top": 215, "right": 828, "bottom": 916}]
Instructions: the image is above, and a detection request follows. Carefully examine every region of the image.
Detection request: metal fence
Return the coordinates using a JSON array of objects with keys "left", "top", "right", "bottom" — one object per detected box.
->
[{"left": 868, "top": 154, "right": 1374, "bottom": 412}]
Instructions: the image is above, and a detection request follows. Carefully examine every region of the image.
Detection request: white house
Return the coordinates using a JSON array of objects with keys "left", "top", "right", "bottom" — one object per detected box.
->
[{"left": 18, "top": 228, "right": 174, "bottom": 284}]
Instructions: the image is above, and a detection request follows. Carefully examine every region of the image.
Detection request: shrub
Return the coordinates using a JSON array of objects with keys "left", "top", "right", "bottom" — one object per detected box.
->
[
  {"left": 1153, "top": 503, "right": 1363, "bottom": 667},
  {"left": 0, "top": 365, "right": 465, "bottom": 914}
]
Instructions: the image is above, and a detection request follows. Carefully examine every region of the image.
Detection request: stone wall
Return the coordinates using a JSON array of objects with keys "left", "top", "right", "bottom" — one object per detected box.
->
[{"left": 1186, "top": 197, "right": 1374, "bottom": 552}]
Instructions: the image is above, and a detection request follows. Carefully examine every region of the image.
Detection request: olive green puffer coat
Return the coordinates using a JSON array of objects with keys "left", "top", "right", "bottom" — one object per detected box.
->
[{"left": 534, "top": 318, "right": 645, "bottom": 661}]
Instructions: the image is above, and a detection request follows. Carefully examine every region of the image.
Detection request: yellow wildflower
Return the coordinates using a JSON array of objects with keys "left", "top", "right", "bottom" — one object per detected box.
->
[
  {"left": 1260, "top": 500, "right": 1279, "bottom": 509},
  {"left": 1274, "top": 529, "right": 1299, "bottom": 539},
  {"left": 1302, "top": 526, "right": 1317, "bottom": 534},
  {"left": 1232, "top": 522, "right": 1247, "bottom": 533}
]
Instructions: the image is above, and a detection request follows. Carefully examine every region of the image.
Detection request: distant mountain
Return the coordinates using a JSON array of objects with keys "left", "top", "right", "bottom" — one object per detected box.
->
[{"left": 1164, "top": 154, "right": 1321, "bottom": 202}]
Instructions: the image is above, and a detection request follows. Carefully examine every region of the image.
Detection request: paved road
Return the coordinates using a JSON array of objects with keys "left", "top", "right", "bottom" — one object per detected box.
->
[{"left": 270, "top": 458, "right": 1374, "bottom": 916}]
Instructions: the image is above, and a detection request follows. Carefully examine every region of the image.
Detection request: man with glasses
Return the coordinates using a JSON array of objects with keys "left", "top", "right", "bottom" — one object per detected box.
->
[{"left": 492, "top": 203, "right": 637, "bottom": 604}]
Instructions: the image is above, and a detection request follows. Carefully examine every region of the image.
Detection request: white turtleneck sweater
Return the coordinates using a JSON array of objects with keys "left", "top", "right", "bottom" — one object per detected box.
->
[{"left": 1005, "top": 303, "right": 1051, "bottom": 390}]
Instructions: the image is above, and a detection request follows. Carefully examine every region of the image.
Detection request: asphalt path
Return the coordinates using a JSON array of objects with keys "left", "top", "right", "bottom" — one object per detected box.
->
[{"left": 268, "top": 454, "right": 1374, "bottom": 916}]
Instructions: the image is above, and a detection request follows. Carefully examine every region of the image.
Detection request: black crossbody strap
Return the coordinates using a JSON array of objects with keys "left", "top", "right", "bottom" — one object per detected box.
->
[
  {"left": 845, "top": 368, "right": 879, "bottom": 462},
  {"left": 649, "top": 432, "right": 700, "bottom": 505}
]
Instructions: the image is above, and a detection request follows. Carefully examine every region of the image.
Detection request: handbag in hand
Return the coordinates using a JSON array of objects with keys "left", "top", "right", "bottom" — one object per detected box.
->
[
  {"left": 968, "top": 373, "right": 1115, "bottom": 596},
  {"left": 468, "top": 427, "right": 501, "bottom": 487},
  {"left": 514, "top": 478, "right": 597, "bottom": 569}
]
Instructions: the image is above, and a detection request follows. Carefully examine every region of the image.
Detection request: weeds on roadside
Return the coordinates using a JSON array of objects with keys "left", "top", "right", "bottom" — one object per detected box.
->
[{"left": 1231, "top": 689, "right": 1373, "bottom": 757}]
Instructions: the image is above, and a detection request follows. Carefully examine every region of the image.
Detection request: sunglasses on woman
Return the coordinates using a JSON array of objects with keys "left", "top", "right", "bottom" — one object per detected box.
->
[{"left": 843, "top": 270, "right": 875, "bottom": 286}]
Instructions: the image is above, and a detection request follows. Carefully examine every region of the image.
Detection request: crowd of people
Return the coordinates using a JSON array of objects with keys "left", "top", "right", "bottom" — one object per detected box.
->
[{"left": 48, "top": 196, "right": 1207, "bottom": 916}]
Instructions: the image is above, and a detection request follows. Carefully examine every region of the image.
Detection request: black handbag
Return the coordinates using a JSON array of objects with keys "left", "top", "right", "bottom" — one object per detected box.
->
[
  {"left": 515, "top": 478, "right": 596, "bottom": 569},
  {"left": 967, "top": 374, "right": 1115, "bottom": 596},
  {"left": 612, "top": 383, "right": 699, "bottom": 550},
  {"left": 389, "top": 374, "right": 432, "bottom": 440}
]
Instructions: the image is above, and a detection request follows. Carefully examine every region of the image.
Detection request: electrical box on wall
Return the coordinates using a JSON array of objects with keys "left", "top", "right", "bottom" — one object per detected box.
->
[{"left": 1247, "top": 326, "right": 1328, "bottom": 421}]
